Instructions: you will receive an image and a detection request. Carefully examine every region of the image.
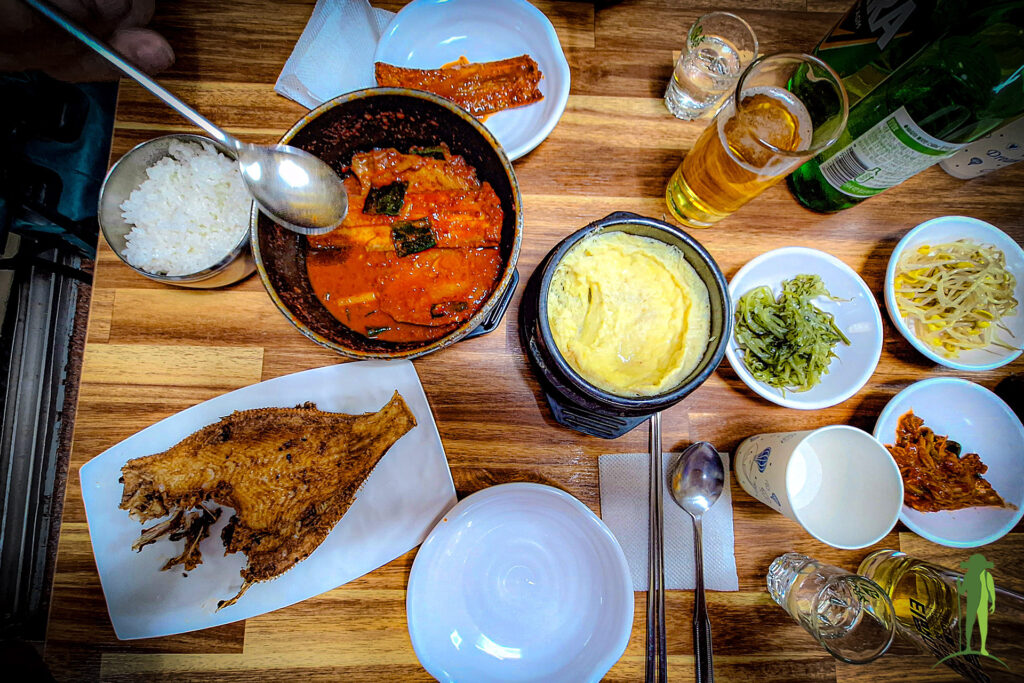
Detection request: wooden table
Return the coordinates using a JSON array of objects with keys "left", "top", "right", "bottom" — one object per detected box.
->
[{"left": 43, "top": 1, "right": 1024, "bottom": 680}]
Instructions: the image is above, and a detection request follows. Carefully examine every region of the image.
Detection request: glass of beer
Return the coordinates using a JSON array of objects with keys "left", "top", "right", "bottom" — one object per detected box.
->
[{"left": 665, "top": 53, "right": 849, "bottom": 228}]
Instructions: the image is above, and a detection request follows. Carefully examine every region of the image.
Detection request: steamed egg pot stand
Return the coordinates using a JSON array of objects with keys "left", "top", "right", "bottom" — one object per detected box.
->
[
  {"left": 252, "top": 88, "right": 522, "bottom": 359},
  {"left": 520, "top": 211, "right": 732, "bottom": 439}
]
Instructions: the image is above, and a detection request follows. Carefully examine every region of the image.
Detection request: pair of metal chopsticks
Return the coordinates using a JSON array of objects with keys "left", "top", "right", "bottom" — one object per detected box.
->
[{"left": 646, "top": 412, "right": 667, "bottom": 682}]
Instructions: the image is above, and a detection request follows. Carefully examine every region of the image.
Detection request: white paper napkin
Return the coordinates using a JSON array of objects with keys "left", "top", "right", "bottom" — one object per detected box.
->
[
  {"left": 599, "top": 451, "right": 739, "bottom": 592},
  {"left": 276, "top": 0, "right": 395, "bottom": 109}
]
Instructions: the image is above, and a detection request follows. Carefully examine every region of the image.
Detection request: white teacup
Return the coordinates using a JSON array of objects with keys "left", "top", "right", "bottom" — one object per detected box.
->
[{"left": 734, "top": 425, "right": 903, "bottom": 549}]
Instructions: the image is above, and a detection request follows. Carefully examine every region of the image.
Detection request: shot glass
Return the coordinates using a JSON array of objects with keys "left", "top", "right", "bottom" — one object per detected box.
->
[
  {"left": 767, "top": 552, "right": 896, "bottom": 664},
  {"left": 665, "top": 52, "right": 849, "bottom": 228},
  {"left": 733, "top": 425, "right": 903, "bottom": 549},
  {"left": 664, "top": 12, "right": 758, "bottom": 120}
]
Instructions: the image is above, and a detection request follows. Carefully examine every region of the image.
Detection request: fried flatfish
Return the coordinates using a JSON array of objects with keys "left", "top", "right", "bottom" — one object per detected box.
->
[{"left": 120, "top": 391, "right": 416, "bottom": 608}]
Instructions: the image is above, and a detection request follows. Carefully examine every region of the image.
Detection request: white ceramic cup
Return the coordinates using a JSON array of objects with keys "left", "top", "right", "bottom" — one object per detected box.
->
[{"left": 734, "top": 425, "right": 903, "bottom": 549}]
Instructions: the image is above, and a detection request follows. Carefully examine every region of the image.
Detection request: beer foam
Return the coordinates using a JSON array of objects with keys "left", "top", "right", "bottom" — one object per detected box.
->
[{"left": 717, "top": 85, "right": 814, "bottom": 175}]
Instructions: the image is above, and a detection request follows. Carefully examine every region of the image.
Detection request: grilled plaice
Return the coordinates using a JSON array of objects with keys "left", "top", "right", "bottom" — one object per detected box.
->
[
  {"left": 374, "top": 55, "right": 544, "bottom": 118},
  {"left": 120, "top": 392, "right": 416, "bottom": 608}
]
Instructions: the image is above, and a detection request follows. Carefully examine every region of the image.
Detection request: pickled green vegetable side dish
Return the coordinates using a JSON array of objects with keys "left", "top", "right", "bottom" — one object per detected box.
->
[{"left": 734, "top": 274, "right": 851, "bottom": 392}]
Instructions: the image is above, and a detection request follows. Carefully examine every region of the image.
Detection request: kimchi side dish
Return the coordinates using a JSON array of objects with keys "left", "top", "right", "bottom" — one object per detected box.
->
[{"left": 885, "top": 410, "right": 1012, "bottom": 513}]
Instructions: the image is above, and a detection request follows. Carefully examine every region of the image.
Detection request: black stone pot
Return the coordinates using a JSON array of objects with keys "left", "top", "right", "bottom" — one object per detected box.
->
[
  {"left": 253, "top": 88, "right": 522, "bottom": 360},
  {"left": 519, "top": 212, "right": 731, "bottom": 438}
]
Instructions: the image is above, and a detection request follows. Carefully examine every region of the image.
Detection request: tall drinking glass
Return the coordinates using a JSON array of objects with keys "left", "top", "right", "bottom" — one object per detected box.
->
[
  {"left": 665, "top": 53, "right": 849, "bottom": 228},
  {"left": 767, "top": 552, "right": 896, "bottom": 664},
  {"left": 664, "top": 12, "right": 758, "bottom": 120}
]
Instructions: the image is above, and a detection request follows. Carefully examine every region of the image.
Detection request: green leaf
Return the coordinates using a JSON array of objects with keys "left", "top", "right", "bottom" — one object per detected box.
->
[
  {"left": 364, "top": 181, "right": 408, "bottom": 216},
  {"left": 409, "top": 145, "right": 447, "bottom": 160},
  {"left": 430, "top": 301, "right": 469, "bottom": 319},
  {"left": 392, "top": 218, "right": 437, "bottom": 257}
]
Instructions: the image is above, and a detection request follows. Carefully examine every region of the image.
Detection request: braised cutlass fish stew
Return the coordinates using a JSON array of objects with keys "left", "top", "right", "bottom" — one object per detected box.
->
[{"left": 306, "top": 145, "right": 503, "bottom": 343}]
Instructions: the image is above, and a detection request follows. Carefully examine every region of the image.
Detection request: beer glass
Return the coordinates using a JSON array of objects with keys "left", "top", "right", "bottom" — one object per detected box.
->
[{"left": 665, "top": 53, "right": 849, "bottom": 228}]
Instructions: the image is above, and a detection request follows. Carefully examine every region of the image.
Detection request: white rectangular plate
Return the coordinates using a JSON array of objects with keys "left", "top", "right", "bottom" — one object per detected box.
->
[{"left": 80, "top": 360, "right": 456, "bottom": 640}]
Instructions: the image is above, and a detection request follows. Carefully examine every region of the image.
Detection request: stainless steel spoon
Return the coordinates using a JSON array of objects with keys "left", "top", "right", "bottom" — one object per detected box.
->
[
  {"left": 668, "top": 441, "right": 725, "bottom": 683},
  {"left": 26, "top": 0, "right": 348, "bottom": 235}
]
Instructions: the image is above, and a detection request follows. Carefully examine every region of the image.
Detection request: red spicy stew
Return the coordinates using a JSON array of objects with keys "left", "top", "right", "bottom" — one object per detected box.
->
[{"left": 306, "top": 145, "right": 504, "bottom": 343}]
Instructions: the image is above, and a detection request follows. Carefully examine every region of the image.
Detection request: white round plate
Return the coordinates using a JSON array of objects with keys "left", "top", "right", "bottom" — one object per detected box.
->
[
  {"left": 874, "top": 378, "right": 1024, "bottom": 548},
  {"left": 406, "top": 483, "right": 633, "bottom": 683},
  {"left": 725, "top": 247, "right": 884, "bottom": 410},
  {"left": 884, "top": 215, "right": 1024, "bottom": 371},
  {"left": 374, "top": 0, "right": 570, "bottom": 161}
]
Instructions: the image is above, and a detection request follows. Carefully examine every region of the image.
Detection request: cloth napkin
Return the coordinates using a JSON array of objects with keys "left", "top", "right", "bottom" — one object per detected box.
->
[
  {"left": 276, "top": 0, "right": 395, "bottom": 109},
  {"left": 599, "top": 451, "right": 739, "bottom": 592}
]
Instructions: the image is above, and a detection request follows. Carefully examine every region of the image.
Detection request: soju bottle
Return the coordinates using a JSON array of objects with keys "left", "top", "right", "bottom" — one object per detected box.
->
[
  {"left": 814, "top": 0, "right": 943, "bottom": 106},
  {"left": 788, "top": 1, "right": 1024, "bottom": 213}
]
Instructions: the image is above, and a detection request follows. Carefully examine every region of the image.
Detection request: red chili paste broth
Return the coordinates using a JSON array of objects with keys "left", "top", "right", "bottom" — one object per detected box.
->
[{"left": 305, "top": 146, "right": 504, "bottom": 343}]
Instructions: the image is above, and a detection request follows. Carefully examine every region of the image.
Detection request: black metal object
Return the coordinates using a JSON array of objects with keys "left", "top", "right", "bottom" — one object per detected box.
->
[
  {"left": 0, "top": 72, "right": 112, "bottom": 640},
  {"left": 519, "top": 211, "right": 732, "bottom": 439},
  {"left": 463, "top": 269, "right": 519, "bottom": 341}
]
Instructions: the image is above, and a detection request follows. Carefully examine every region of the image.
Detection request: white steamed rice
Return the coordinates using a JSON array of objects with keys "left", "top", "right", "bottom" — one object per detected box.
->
[{"left": 120, "top": 140, "right": 250, "bottom": 276}]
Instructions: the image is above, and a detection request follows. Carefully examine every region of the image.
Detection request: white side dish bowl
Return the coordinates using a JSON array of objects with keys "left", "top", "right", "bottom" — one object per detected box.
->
[
  {"left": 406, "top": 483, "right": 633, "bottom": 683},
  {"left": 874, "top": 377, "right": 1024, "bottom": 548},
  {"left": 725, "top": 247, "right": 884, "bottom": 410},
  {"left": 374, "top": 0, "right": 571, "bottom": 161},
  {"left": 884, "top": 215, "right": 1024, "bottom": 371}
]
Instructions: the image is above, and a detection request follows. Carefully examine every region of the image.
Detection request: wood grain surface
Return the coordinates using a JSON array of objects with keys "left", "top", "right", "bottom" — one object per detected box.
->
[{"left": 43, "top": 1, "right": 1024, "bottom": 681}]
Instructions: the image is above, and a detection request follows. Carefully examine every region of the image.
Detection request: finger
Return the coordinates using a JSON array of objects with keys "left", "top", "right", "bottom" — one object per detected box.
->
[
  {"left": 50, "top": 0, "right": 130, "bottom": 34},
  {"left": 43, "top": 27, "right": 173, "bottom": 82},
  {"left": 116, "top": 0, "right": 156, "bottom": 29},
  {"left": 110, "top": 26, "right": 174, "bottom": 73},
  {"left": 3, "top": 0, "right": 129, "bottom": 56}
]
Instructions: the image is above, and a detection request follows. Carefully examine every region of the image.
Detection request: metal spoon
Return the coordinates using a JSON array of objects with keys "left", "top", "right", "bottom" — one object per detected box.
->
[
  {"left": 668, "top": 442, "right": 725, "bottom": 683},
  {"left": 26, "top": 0, "right": 348, "bottom": 235}
]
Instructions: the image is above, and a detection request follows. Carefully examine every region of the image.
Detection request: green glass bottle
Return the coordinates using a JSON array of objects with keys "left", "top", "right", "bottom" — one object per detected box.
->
[
  {"left": 788, "top": 1, "right": 1024, "bottom": 213},
  {"left": 814, "top": 0, "right": 942, "bottom": 106}
]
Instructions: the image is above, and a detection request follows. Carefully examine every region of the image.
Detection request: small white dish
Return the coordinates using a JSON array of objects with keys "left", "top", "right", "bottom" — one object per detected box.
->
[
  {"left": 874, "top": 377, "right": 1024, "bottom": 548},
  {"left": 725, "top": 247, "right": 883, "bottom": 410},
  {"left": 374, "top": 0, "right": 570, "bottom": 161},
  {"left": 80, "top": 360, "right": 455, "bottom": 639},
  {"left": 884, "top": 215, "right": 1024, "bottom": 371},
  {"left": 407, "top": 483, "right": 633, "bottom": 683}
]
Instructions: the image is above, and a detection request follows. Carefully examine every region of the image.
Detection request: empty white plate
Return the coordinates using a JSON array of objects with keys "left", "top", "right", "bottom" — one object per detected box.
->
[
  {"left": 406, "top": 483, "right": 633, "bottom": 682},
  {"left": 726, "top": 247, "right": 884, "bottom": 410},
  {"left": 375, "top": 0, "right": 570, "bottom": 161},
  {"left": 874, "top": 377, "right": 1024, "bottom": 548}
]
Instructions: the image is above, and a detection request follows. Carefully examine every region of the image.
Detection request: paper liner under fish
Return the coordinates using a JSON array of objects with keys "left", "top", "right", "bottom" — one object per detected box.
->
[{"left": 119, "top": 392, "right": 416, "bottom": 609}]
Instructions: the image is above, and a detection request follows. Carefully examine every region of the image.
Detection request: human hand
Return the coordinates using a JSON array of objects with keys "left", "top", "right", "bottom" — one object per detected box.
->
[{"left": 0, "top": 0, "right": 174, "bottom": 81}]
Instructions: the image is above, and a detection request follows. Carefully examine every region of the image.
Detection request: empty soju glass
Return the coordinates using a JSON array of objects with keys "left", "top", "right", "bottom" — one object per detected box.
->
[
  {"left": 767, "top": 552, "right": 896, "bottom": 664},
  {"left": 664, "top": 12, "right": 758, "bottom": 120}
]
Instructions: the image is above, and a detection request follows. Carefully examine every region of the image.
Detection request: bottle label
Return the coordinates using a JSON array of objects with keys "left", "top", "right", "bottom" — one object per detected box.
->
[
  {"left": 818, "top": 0, "right": 921, "bottom": 53},
  {"left": 819, "top": 106, "right": 963, "bottom": 197}
]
